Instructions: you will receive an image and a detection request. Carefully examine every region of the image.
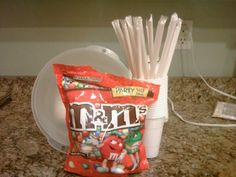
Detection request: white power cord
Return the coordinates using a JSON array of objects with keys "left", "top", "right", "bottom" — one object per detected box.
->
[
  {"left": 189, "top": 34, "right": 236, "bottom": 100},
  {"left": 168, "top": 97, "right": 236, "bottom": 127},
  {"left": 169, "top": 32, "right": 236, "bottom": 127}
]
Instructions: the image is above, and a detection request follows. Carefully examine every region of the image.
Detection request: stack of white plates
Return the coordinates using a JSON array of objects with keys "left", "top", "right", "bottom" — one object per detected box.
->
[{"left": 31, "top": 46, "right": 130, "bottom": 153}]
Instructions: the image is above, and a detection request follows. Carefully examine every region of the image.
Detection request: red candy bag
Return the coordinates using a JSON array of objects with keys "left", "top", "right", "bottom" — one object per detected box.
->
[{"left": 53, "top": 64, "right": 160, "bottom": 177}]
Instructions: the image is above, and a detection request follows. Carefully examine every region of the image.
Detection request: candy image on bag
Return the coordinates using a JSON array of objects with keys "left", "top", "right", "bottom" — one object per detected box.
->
[{"left": 53, "top": 64, "right": 160, "bottom": 177}]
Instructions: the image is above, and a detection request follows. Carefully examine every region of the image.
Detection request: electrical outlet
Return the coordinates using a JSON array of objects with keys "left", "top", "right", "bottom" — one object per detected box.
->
[{"left": 176, "top": 20, "right": 193, "bottom": 50}]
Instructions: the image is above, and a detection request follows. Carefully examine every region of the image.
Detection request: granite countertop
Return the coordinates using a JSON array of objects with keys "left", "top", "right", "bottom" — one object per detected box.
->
[{"left": 0, "top": 77, "right": 236, "bottom": 177}]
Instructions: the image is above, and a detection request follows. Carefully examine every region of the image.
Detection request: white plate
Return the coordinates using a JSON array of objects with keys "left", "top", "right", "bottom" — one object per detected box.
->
[{"left": 31, "top": 46, "right": 130, "bottom": 153}]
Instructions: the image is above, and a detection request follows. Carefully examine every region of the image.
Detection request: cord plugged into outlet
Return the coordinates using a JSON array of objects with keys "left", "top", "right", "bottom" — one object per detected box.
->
[
  {"left": 176, "top": 20, "right": 193, "bottom": 49},
  {"left": 170, "top": 31, "right": 236, "bottom": 128}
]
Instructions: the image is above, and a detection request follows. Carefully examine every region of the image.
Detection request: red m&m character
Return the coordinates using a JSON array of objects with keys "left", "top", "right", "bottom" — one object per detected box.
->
[{"left": 96, "top": 136, "right": 125, "bottom": 174}]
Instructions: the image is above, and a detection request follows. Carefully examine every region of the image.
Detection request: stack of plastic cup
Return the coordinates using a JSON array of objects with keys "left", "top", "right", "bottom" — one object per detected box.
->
[
  {"left": 143, "top": 76, "right": 168, "bottom": 158},
  {"left": 146, "top": 76, "right": 168, "bottom": 121}
]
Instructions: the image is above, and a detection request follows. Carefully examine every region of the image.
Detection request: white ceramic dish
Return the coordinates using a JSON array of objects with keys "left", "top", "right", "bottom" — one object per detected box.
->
[{"left": 31, "top": 46, "right": 130, "bottom": 153}]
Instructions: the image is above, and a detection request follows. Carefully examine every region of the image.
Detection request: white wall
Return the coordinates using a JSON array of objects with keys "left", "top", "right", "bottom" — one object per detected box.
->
[{"left": 0, "top": 0, "right": 236, "bottom": 76}]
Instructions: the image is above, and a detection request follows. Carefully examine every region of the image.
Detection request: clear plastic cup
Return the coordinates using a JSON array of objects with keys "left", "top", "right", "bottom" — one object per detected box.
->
[
  {"left": 146, "top": 76, "right": 168, "bottom": 121},
  {"left": 143, "top": 117, "right": 165, "bottom": 158},
  {"left": 143, "top": 76, "right": 168, "bottom": 158}
]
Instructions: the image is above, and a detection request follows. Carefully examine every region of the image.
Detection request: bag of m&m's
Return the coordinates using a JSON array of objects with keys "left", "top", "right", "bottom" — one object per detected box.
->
[{"left": 53, "top": 64, "right": 160, "bottom": 177}]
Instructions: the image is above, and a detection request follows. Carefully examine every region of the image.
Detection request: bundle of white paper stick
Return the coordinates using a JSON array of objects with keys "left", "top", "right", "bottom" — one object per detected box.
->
[{"left": 112, "top": 13, "right": 182, "bottom": 79}]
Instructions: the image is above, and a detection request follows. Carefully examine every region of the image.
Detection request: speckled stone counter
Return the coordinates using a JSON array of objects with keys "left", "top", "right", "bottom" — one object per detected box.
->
[{"left": 0, "top": 77, "right": 236, "bottom": 177}]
